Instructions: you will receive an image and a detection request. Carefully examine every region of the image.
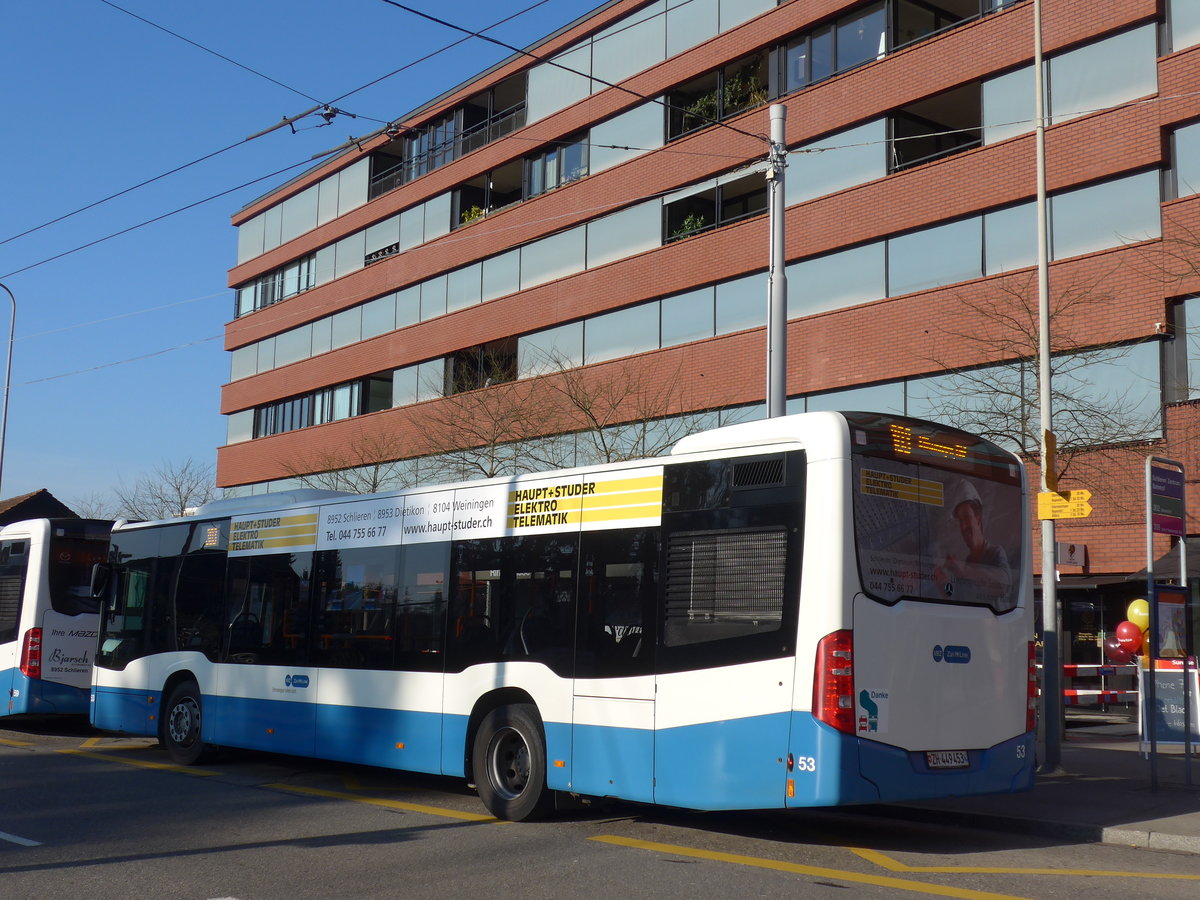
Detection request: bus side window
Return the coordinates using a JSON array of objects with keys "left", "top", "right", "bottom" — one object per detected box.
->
[
  {"left": 0, "top": 539, "right": 28, "bottom": 644},
  {"left": 575, "top": 527, "right": 658, "bottom": 679}
]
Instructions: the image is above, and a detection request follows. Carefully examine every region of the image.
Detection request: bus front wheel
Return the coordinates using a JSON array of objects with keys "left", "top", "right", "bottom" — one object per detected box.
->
[
  {"left": 162, "top": 680, "right": 208, "bottom": 766},
  {"left": 472, "top": 704, "right": 552, "bottom": 821}
]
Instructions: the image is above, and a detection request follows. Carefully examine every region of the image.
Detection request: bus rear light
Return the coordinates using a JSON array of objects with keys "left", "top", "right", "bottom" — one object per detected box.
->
[
  {"left": 19, "top": 628, "right": 42, "bottom": 680},
  {"left": 1026, "top": 641, "right": 1038, "bottom": 733},
  {"left": 813, "top": 630, "right": 855, "bottom": 734}
]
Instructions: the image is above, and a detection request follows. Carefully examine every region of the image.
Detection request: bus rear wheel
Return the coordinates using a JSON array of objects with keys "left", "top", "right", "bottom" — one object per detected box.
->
[
  {"left": 472, "top": 703, "right": 552, "bottom": 821},
  {"left": 161, "top": 680, "right": 208, "bottom": 766}
]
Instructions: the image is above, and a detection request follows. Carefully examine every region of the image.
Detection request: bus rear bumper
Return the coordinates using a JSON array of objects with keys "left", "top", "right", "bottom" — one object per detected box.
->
[{"left": 4, "top": 671, "right": 90, "bottom": 717}]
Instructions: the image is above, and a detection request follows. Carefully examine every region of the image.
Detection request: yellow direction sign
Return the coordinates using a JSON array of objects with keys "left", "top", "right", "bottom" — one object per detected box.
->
[{"left": 1037, "top": 489, "right": 1093, "bottom": 520}]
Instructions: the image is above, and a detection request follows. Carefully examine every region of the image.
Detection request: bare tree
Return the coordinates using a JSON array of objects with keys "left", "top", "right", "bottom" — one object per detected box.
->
[
  {"left": 114, "top": 458, "right": 216, "bottom": 520},
  {"left": 70, "top": 490, "right": 120, "bottom": 520},
  {"left": 280, "top": 430, "right": 418, "bottom": 495},
  {"left": 919, "top": 270, "right": 1159, "bottom": 492}
]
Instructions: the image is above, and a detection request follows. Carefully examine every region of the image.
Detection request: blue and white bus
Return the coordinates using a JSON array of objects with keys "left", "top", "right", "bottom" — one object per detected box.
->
[
  {"left": 90, "top": 412, "right": 1035, "bottom": 819},
  {"left": 1, "top": 518, "right": 112, "bottom": 717}
]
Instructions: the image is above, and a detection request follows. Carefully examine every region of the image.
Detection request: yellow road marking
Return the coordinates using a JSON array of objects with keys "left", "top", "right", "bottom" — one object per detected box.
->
[
  {"left": 591, "top": 836, "right": 1031, "bottom": 900},
  {"left": 59, "top": 749, "right": 219, "bottom": 776},
  {"left": 852, "top": 847, "right": 1200, "bottom": 880},
  {"left": 81, "top": 736, "right": 156, "bottom": 750},
  {"left": 265, "top": 783, "right": 500, "bottom": 823},
  {"left": 0, "top": 737, "right": 34, "bottom": 747}
]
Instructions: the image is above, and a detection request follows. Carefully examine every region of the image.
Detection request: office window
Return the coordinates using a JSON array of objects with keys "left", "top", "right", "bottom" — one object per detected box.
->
[
  {"left": 421, "top": 274, "right": 448, "bottom": 321},
  {"left": 1050, "top": 171, "right": 1161, "bottom": 260},
  {"left": 526, "top": 134, "right": 589, "bottom": 199},
  {"left": 274, "top": 326, "right": 312, "bottom": 368},
  {"left": 715, "top": 273, "right": 764, "bottom": 334},
  {"left": 984, "top": 201, "right": 1037, "bottom": 274},
  {"left": 787, "top": 241, "right": 886, "bottom": 317},
  {"left": 331, "top": 307, "right": 361, "bottom": 350},
  {"left": 1172, "top": 0, "right": 1200, "bottom": 51},
  {"left": 447, "top": 264, "right": 483, "bottom": 313},
  {"left": 396, "top": 286, "right": 421, "bottom": 329},
  {"left": 592, "top": 2, "right": 666, "bottom": 87},
  {"left": 280, "top": 187, "right": 318, "bottom": 245},
  {"left": 888, "top": 217, "right": 983, "bottom": 296},
  {"left": 520, "top": 228, "right": 586, "bottom": 289},
  {"left": 1174, "top": 122, "right": 1200, "bottom": 198},
  {"left": 334, "top": 232, "right": 365, "bottom": 280},
  {"left": 836, "top": 2, "right": 886, "bottom": 71},
  {"left": 787, "top": 120, "right": 886, "bottom": 206},
  {"left": 805, "top": 381, "right": 905, "bottom": 416},
  {"left": 226, "top": 410, "right": 254, "bottom": 445},
  {"left": 1050, "top": 25, "right": 1158, "bottom": 124},
  {"left": 668, "top": 52, "right": 768, "bottom": 139},
  {"left": 230, "top": 345, "right": 258, "bottom": 381},
  {"left": 482, "top": 250, "right": 521, "bottom": 303},
  {"left": 311, "top": 317, "right": 332, "bottom": 356},
  {"left": 591, "top": 102, "right": 664, "bottom": 173},
  {"left": 982, "top": 65, "right": 1033, "bottom": 145},
  {"left": 587, "top": 201, "right": 661, "bottom": 269},
  {"left": 237, "top": 215, "right": 265, "bottom": 265},
  {"left": 661, "top": 286, "right": 716, "bottom": 347},
  {"left": 526, "top": 44, "right": 592, "bottom": 123},
  {"left": 667, "top": 0, "right": 717, "bottom": 58},
  {"left": 518, "top": 322, "right": 583, "bottom": 377},
  {"left": 585, "top": 303, "right": 661, "bottom": 363},
  {"left": 361, "top": 295, "right": 396, "bottom": 339}
]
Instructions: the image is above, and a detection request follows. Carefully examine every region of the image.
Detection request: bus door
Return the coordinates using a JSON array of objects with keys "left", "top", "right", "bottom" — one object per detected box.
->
[
  {"left": 652, "top": 453, "right": 803, "bottom": 810},
  {"left": 571, "top": 528, "right": 658, "bottom": 803},
  {"left": 0, "top": 534, "right": 31, "bottom": 712}
]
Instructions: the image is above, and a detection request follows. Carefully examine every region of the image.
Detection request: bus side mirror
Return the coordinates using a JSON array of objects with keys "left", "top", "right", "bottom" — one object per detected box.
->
[{"left": 91, "top": 562, "right": 112, "bottom": 599}]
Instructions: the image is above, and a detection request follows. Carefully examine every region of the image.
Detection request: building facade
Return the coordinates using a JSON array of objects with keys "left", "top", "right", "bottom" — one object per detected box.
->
[{"left": 219, "top": 0, "right": 1200, "bottom": 661}]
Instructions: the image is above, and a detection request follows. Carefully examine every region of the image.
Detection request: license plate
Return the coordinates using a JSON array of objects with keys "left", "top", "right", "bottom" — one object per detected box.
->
[{"left": 925, "top": 750, "right": 970, "bottom": 769}]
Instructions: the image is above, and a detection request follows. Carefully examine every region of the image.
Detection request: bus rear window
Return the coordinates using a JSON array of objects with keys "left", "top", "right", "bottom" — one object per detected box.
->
[
  {"left": 48, "top": 533, "right": 110, "bottom": 616},
  {"left": 846, "top": 413, "right": 1023, "bottom": 613}
]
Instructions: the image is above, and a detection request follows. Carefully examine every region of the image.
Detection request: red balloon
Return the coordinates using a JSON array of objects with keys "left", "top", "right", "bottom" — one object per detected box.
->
[
  {"left": 1115, "top": 620, "right": 1143, "bottom": 652},
  {"left": 1104, "top": 636, "right": 1134, "bottom": 665}
]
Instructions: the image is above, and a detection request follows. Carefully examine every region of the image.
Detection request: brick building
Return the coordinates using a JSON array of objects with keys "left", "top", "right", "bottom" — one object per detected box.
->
[{"left": 219, "top": 0, "right": 1200, "bottom": 664}]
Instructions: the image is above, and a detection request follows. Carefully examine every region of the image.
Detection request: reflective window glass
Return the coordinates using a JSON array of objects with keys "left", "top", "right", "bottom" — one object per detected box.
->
[
  {"left": 718, "top": 0, "right": 773, "bottom": 30},
  {"left": 416, "top": 359, "right": 446, "bottom": 402},
  {"left": 1176, "top": 122, "right": 1200, "bottom": 198},
  {"left": 805, "top": 381, "right": 905, "bottom": 415},
  {"left": 281, "top": 186, "right": 318, "bottom": 244},
  {"left": 592, "top": 3, "right": 665, "bottom": 86},
  {"left": 334, "top": 231, "right": 365, "bottom": 280},
  {"left": 257, "top": 337, "right": 275, "bottom": 372},
  {"left": 661, "top": 286, "right": 715, "bottom": 347},
  {"left": 361, "top": 295, "right": 396, "bottom": 339},
  {"left": 447, "top": 263, "right": 483, "bottom": 312},
  {"left": 311, "top": 317, "right": 332, "bottom": 357},
  {"left": 518, "top": 322, "right": 583, "bottom": 377},
  {"left": 982, "top": 65, "right": 1034, "bottom": 145},
  {"left": 667, "top": 0, "right": 717, "bottom": 58},
  {"left": 331, "top": 307, "right": 362, "bottom": 350},
  {"left": 1051, "top": 171, "right": 1161, "bottom": 260},
  {"left": 526, "top": 45, "right": 592, "bottom": 123},
  {"left": 237, "top": 215, "right": 265, "bottom": 265},
  {"left": 420, "top": 274, "right": 448, "bottom": 321},
  {"left": 1172, "top": 0, "right": 1200, "bottom": 51},
  {"left": 1050, "top": 25, "right": 1158, "bottom": 124},
  {"left": 395, "top": 286, "right": 420, "bottom": 328},
  {"left": 230, "top": 345, "right": 258, "bottom": 381},
  {"left": 520, "top": 227, "right": 586, "bottom": 289},
  {"left": 984, "top": 202, "right": 1037, "bottom": 274},
  {"left": 888, "top": 217, "right": 983, "bottom": 296},
  {"left": 365, "top": 215, "right": 401, "bottom": 256},
  {"left": 399, "top": 204, "right": 424, "bottom": 251},
  {"left": 226, "top": 410, "right": 254, "bottom": 445},
  {"left": 836, "top": 3, "right": 886, "bottom": 71},
  {"left": 482, "top": 250, "right": 521, "bottom": 302},
  {"left": 274, "top": 325, "right": 312, "bottom": 367},
  {"left": 715, "top": 273, "right": 764, "bottom": 335},
  {"left": 423, "top": 192, "right": 452, "bottom": 242},
  {"left": 587, "top": 201, "right": 661, "bottom": 269},
  {"left": 393, "top": 365, "right": 419, "bottom": 407},
  {"left": 585, "top": 303, "right": 660, "bottom": 363},
  {"left": 591, "top": 103, "right": 664, "bottom": 173},
  {"left": 336, "top": 158, "right": 369, "bottom": 216},
  {"left": 787, "top": 241, "right": 886, "bottom": 317},
  {"left": 787, "top": 120, "right": 886, "bottom": 206}
]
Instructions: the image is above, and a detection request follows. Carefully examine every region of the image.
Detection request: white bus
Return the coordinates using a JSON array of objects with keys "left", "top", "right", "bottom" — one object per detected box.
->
[
  {"left": 90, "top": 412, "right": 1035, "bottom": 819},
  {"left": 1, "top": 518, "right": 113, "bottom": 717}
]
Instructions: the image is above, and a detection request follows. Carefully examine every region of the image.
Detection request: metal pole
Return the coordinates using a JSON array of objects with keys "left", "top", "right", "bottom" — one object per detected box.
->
[
  {"left": 766, "top": 104, "right": 788, "bottom": 418},
  {"left": 1146, "top": 459, "right": 1159, "bottom": 791},
  {"left": 1032, "top": 0, "right": 1062, "bottom": 773},
  {"left": 0, "top": 282, "right": 14, "bottom": 497}
]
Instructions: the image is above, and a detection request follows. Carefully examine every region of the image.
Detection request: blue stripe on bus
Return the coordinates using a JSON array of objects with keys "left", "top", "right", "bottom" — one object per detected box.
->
[
  {"left": 3, "top": 669, "right": 91, "bottom": 717},
  {"left": 786, "top": 714, "right": 1036, "bottom": 807},
  {"left": 90, "top": 685, "right": 158, "bottom": 735},
  {"left": 654, "top": 713, "right": 791, "bottom": 810},
  {"left": 570, "top": 721, "right": 654, "bottom": 802}
]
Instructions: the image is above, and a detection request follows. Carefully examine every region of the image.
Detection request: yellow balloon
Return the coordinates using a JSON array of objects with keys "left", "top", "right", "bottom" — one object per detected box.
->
[{"left": 1127, "top": 598, "right": 1150, "bottom": 632}]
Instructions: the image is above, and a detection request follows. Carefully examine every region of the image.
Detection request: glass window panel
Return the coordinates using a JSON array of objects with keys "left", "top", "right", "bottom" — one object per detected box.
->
[
  {"left": 280, "top": 186, "right": 318, "bottom": 244},
  {"left": 518, "top": 322, "right": 583, "bottom": 377},
  {"left": 715, "top": 273, "right": 764, "bottom": 335},
  {"left": 587, "top": 201, "right": 661, "bottom": 269},
  {"left": 1176, "top": 122, "right": 1200, "bottom": 198},
  {"left": 334, "top": 231, "right": 365, "bottom": 280},
  {"left": 667, "top": 0, "right": 718, "bottom": 58},
  {"left": 311, "top": 317, "right": 332, "bottom": 357},
  {"left": 447, "top": 263, "right": 483, "bottom": 312},
  {"left": 585, "top": 303, "right": 660, "bottom": 363},
  {"left": 591, "top": 102, "right": 664, "bottom": 173},
  {"left": 362, "top": 295, "right": 396, "bottom": 339},
  {"left": 420, "top": 274, "right": 448, "bottom": 320},
  {"left": 393, "top": 365, "right": 419, "bottom": 407},
  {"left": 230, "top": 345, "right": 258, "bottom": 381},
  {"left": 787, "top": 120, "right": 886, "bottom": 205},
  {"left": 331, "top": 383, "right": 357, "bottom": 421},
  {"left": 984, "top": 202, "right": 1037, "bottom": 274},
  {"left": 836, "top": 3, "right": 886, "bottom": 72},
  {"left": 399, "top": 204, "right": 425, "bottom": 251},
  {"left": 482, "top": 250, "right": 521, "bottom": 302},
  {"left": 226, "top": 409, "right": 254, "bottom": 445},
  {"left": 236, "top": 214, "right": 265, "bottom": 265},
  {"left": 313, "top": 245, "right": 336, "bottom": 286},
  {"left": 1051, "top": 171, "right": 1161, "bottom": 260},
  {"left": 416, "top": 359, "right": 446, "bottom": 402},
  {"left": 336, "top": 158, "right": 369, "bottom": 216},
  {"left": 806, "top": 381, "right": 905, "bottom": 415},
  {"left": 395, "top": 286, "right": 421, "bottom": 328},
  {"left": 1172, "top": 0, "right": 1200, "bottom": 51},
  {"left": 1050, "top": 25, "right": 1157, "bottom": 124},
  {"left": 423, "top": 192, "right": 452, "bottom": 242},
  {"left": 1064, "top": 342, "right": 1161, "bottom": 440},
  {"left": 592, "top": 5, "right": 666, "bottom": 87},
  {"left": 262, "top": 203, "right": 283, "bottom": 252},
  {"left": 887, "top": 217, "right": 983, "bottom": 296},
  {"left": 811, "top": 28, "right": 834, "bottom": 83},
  {"left": 331, "top": 307, "right": 362, "bottom": 350},
  {"left": 281, "top": 261, "right": 301, "bottom": 298},
  {"left": 520, "top": 227, "right": 586, "bottom": 289},
  {"left": 526, "top": 44, "right": 592, "bottom": 123},
  {"left": 982, "top": 65, "right": 1034, "bottom": 145},
  {"left": 257, "top": 337, "right": 275, "bottom": 372},
  {"left": 365, "top": 215, "right": 400, "bottom": 256},
  {"left": 317, "top": 175, "right": 340, "bottom": 226},
  {"left": 787, "top": 241, "right": 886, "bottom": 316},
  {"left": 718, "top": 0, "right": 773, "bottom": 30},
  {"left": 274, "top": 325, "right": 312, "bottom": 367},
  {"left": 661, "top": 286, "right": 715, "bottom": 346},
  {"left": 236, "top": 286, "right": 255, "bottom": 317}
]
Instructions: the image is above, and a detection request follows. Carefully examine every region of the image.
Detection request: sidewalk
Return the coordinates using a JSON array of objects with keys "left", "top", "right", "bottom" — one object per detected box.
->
[{"left": 881, "top": 721, "right": 1200, "bottom": 853}]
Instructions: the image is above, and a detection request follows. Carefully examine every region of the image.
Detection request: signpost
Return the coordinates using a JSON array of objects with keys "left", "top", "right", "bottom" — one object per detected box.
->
[{"left": 1037, "top": 490, "right": 1092, "bottom": 520}]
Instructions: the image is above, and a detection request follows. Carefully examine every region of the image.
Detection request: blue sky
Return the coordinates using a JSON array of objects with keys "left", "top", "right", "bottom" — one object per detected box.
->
[{"left": 0, "top": 0, "right": 604, "bottom": 509}]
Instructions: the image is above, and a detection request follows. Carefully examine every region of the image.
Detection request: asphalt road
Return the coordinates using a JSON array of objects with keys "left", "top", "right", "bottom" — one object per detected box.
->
[{"left": 3, "top": 717, "right": 1200, "bottom": 900}]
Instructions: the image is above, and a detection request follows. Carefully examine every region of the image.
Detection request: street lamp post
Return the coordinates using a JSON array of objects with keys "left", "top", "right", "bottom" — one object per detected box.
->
[{"left": 0, "top": 282, "right": 15, "bottom": 497}]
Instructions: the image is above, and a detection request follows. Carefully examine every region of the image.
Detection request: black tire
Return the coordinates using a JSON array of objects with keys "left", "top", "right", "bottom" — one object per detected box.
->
[
  {"left": 472, "top": 703, "right": 553, "bottom": 821},
  {"left": 161, "top": 681, "right": 208, "bottom": 765}
]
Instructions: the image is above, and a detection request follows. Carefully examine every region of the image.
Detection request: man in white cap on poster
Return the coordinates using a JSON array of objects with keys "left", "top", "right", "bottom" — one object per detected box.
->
[{"left": 934, "top": 478, "right": 1013, "bottom": 607}]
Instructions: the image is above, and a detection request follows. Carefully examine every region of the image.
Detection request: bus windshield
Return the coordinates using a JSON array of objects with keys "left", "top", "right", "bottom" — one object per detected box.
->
[
  {"left": 847, "top": 413, "right": 1024, "bottom": 613},
  {"left": 48, "top": 521, "right": 112, "bottom": 616}
]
